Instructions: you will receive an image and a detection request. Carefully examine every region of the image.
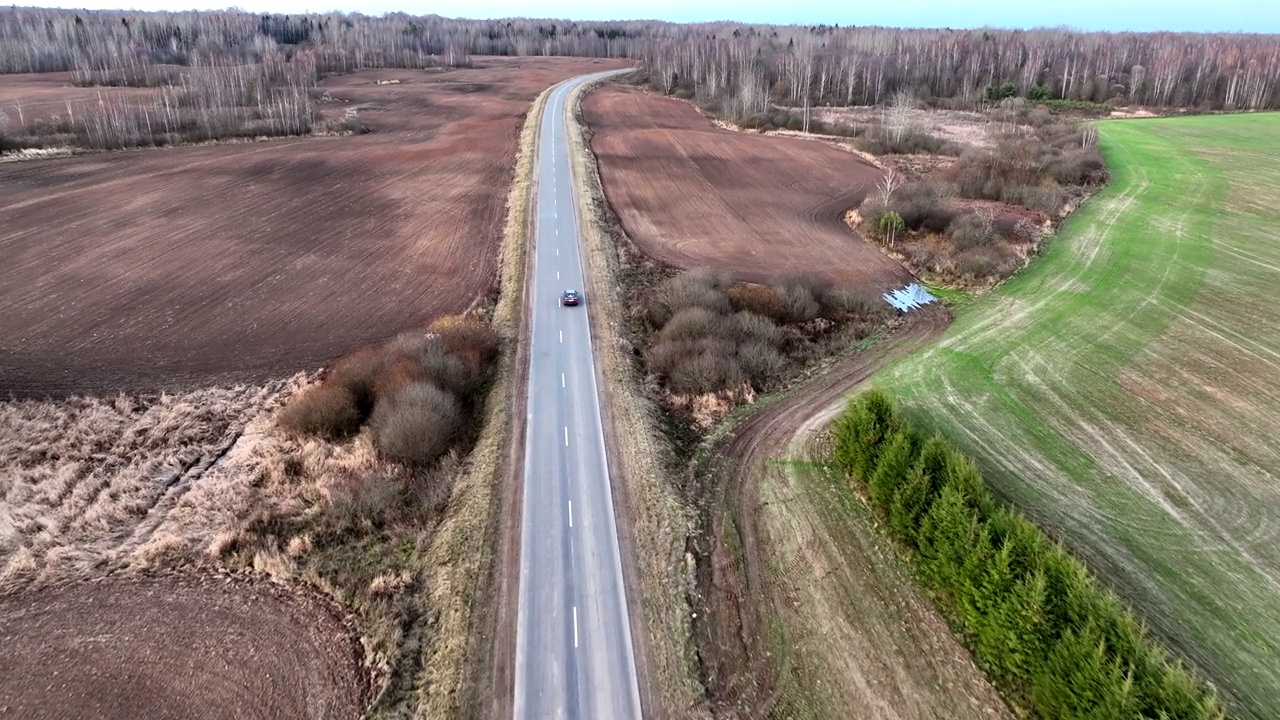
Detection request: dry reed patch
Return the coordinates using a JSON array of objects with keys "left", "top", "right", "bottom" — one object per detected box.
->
[{"left": 0, "top": 380, "right": 289, "bottom": 584}]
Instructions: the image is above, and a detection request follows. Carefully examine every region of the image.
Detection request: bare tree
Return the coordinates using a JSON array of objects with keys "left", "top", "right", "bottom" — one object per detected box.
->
[
  {"left": 883, "top": 91, "right": 916, "bottom": 143},
  {"left": 877, "top": 168, "right": 903, "bottom": 208}
]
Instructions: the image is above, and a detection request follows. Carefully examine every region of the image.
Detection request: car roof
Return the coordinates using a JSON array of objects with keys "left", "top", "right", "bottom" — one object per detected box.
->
[{"left": 563, "top": 289, "right": 578, "bottom": 294}]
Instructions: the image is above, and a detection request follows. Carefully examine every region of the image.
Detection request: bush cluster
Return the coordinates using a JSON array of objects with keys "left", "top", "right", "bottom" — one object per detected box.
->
[
  {"left": 277, "top": 314, "right": 499, "bottom": 467},
  {"left": 855, "top": 128, "right": 963, "bottom": 156},
  {"left": 830, "top": 390, "right": 1224, "bottom": 719},
  {"left": 643, "top": 270, "right": 887, "bottom": 395},
  {"left": 735, "top": 108, "right": 862, "bottom": 137},
  {"left": 948, "top": 132, "right": 1104, "bottom": 211}
]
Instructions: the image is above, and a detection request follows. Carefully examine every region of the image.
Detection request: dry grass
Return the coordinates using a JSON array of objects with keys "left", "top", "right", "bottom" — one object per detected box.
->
[
  {"left": 415, "top": 83, "right": 553, "bottom": 720},
  {"left": 567, "top": 78, "right": 710, "bottom": 718},
  {"left": 0, "top": 380, "right": 289, "bottom": 586},
  {"left": 0, "top": 373, "right": 450, "bottom": 708},
  {"left": 0, "top": 361, "right": 494, "bottom": 717}
]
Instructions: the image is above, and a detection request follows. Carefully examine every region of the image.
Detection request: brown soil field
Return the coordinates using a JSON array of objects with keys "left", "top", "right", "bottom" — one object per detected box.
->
[
  {"left": 581, "top": 85, "right": 913, "bottom": 290},
  {"left": 0, "top": 56, "right": 627, "bottom": 398},
  {"left": 0, "top": 573, "right": 366, "bottom": 719}
]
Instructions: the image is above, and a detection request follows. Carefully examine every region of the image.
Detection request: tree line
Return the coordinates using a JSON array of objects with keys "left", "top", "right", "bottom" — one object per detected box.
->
[
  {"left": 830, "top": 389, "right": 1225, "bottom": 719},
  {"left": 639, "top": 25, "right": 1280, "bottom": 116},
  {"left": 3, "top": 8, "right": 1277, "bottom": 111}
]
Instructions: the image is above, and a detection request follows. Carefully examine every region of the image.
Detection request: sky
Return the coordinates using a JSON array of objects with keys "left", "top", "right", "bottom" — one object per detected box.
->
[{"left": 30, "top": 0, "right": 1280, "bottom": 33}]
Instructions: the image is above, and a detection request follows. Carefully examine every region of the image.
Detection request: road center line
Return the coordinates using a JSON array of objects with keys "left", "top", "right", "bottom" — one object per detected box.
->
[
  {"left": 564, "top": 426, "right": 569, "bottom": 446},
  {"left": 562, "top": 372, "right": 566, "bottom": 388},
  {"left": 557, "top": 271, "right": 560, "bottom": 280},
  {"left": 573, "top": 606, "right": 579, "bottom": 648},
  {"left": 568, "top": 500, "right": 573, "bottom": 528},
  {"left": 556, "top": 248, "right": 559, "bottom": 256},
  {"left": 559, "top": 330, "right": 563, "bottom": 343}
]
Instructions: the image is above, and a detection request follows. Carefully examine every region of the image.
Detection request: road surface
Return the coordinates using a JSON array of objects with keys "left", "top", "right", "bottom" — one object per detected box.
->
[{"left": 513, "top": 72, "right": 642, "bottom": 719}]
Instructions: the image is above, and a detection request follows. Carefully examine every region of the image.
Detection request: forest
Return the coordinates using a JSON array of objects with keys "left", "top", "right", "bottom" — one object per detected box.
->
[{"left": 2, "top": 7, "right": 1278, "bottom": 113}]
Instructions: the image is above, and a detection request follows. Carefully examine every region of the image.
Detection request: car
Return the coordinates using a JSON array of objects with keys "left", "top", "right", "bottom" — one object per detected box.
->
[{"left": 560, "top": 289, "right": 581, "bottom": 306}]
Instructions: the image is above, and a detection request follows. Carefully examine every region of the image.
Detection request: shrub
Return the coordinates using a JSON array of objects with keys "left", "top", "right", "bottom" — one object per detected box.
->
[
  {"left": 723, "top": 311, "right": 784, "bottom": 347},
  {"left": 774, "top": 272, "right": 828, "bottom": 298},
  {"left": 668, "top": 350, "right": 745, "bottom": 395},
  {"left": 325, "top": 345, "right": 389, "bottom": 412},
  {"left": 856, "top": 128, "right": 963, "bottom": 156},
  {"left": 956, "top": 244, "right": 1016, "bottom": 279},
  {"left": 947, "top": 213, "right": 997, "bottom": 250},
  {"left": 1003, "top": 183, "right": 1066, "bottom": 214},
  {"left": 428, "top": 315, "right": 500, "bottom": 366},
  {"left": 372, "top": 355, "right": 430, "bottom": 401},
  {"left": 648, "top": 271, "right": 734, "bottom": 326},
  {"left": 644, "top": 339, "right": 689, "bottom": 377},
  {"left": 276, "top": 383, "right": 363, "bottom": 439},
  {"left": 889, "top": 181, "right": 959, "bottom": 232},
  {"left": 823, "top": 284, "right": 888, "bottom": 320},
  {"left": 775, "top": 283, "right": 821, "bottom": 323},
  {"left": 726, "top": 283, "right": 786, "bottom": 321},
  {"left": 737, "top": 341, "right": 787, "bottom": 387},
  {"left": 369, "top": 381, "right": 462, "bottom": 466},
  {"left": 659, "top": 307, "right": 721, "bottom": 342},
  {"left": 1047, "top": 148, "right": 1105, "bottom": 186},
  {"left": 417, "top": 347, "right": 474, "bottom": 397}
]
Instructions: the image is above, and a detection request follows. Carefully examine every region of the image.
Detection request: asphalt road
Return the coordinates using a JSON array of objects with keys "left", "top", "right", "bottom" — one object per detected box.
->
[{"left": 512, "top": 72, "right": 643, "bottom": 720}]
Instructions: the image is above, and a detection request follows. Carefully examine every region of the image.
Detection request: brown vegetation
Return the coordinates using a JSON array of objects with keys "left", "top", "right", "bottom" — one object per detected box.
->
[
  {"left": 0, "top": 56, "right": 627, "bottom": 399},
  {"left": 278, "top": 316, "right": 499, "bottom": 468},
  {"left": 639, "top": 269, "right": 890, "bottom": 428},
  {"left": 856, "top": 119, "right": 1105, "bottom": 286},
  {"left": 582, "top": 83, "right": 912, "bottom": 291}
]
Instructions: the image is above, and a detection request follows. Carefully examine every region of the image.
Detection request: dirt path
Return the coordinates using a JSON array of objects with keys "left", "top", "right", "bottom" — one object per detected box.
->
[
  {"left": 693, "top": 306, "right": 1007, "bottom": 718},
  {"left": 0, "top": 573, "right": 367, "bottom": 719}
]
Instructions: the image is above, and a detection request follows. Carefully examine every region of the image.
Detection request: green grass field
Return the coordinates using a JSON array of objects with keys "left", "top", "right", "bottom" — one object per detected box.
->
[{"left": 877, "top": 113, "right": 1280, "bottom": 718}]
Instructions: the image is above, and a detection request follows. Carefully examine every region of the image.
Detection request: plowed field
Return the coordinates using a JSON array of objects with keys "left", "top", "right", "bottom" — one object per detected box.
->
[
  {"left": 581, "top": 85, "right": 911, "bottom": 288},
  {"left": 0, "top": 56, "right": 627, "bottom": 398},
  {"left": 0, "top": 574, "right": 366, "bottom": 719}
]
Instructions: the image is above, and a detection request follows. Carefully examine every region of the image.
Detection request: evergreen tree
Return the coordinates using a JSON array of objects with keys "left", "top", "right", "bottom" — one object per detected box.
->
[
  {"left": 1032, "top": 624, "right": 1139, "bottom": 719},
  {"left": 917, "top": 483, "right": 980, "bottom": 589},
  {"left": 889, "top": 465, "right": 933, "bottom": 544},
  {"left": 868, "top": 428, "right": 917, "bottom": 516}
]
